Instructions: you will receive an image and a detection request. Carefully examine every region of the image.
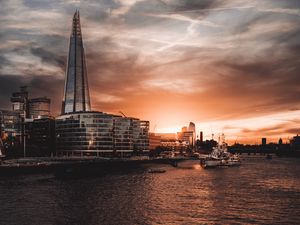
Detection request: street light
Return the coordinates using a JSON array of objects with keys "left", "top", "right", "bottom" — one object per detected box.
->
[{"left": 23, "top": 98, "right": 27, "bottom": 158}]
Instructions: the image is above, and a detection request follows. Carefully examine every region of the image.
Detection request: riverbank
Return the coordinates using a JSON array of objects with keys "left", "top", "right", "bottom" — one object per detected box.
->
[{"left": 0, "top": 156, "right": 190, "bottom": 177}]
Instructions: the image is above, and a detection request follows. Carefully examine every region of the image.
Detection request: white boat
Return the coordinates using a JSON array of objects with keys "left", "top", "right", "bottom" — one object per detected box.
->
[
  {"left": 227, "top": 155, "right": 241, "bottom": 166},
  {"left": 201, "top": 135, "right": 241, "bottom": 168},
  {"left": 201, "top": 158, "right": 222, "bottom": 168}
]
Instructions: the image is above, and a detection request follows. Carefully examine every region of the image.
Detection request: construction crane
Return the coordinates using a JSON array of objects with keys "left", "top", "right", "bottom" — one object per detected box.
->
[{"left": 119, "top": 111, "right": 127, "bottom": 118}]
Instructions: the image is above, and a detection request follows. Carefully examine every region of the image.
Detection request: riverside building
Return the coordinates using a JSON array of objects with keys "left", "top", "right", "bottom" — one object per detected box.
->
[{"left": 56, "top": 11, "right": 149, "bottom": 157}]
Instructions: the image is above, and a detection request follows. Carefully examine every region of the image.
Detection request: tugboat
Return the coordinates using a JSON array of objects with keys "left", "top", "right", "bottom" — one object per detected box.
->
[{"left": 201, "top": 135, "right": 241, "bottom": 168}]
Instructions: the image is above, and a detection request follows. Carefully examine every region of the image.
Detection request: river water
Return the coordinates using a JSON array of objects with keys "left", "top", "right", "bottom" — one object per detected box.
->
[{"left": 0, "top": 156, "right": 300, "bottom": 225}]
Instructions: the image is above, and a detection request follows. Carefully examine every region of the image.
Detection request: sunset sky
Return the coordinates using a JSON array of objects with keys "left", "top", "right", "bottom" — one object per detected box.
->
[{"left": 0, "top": 0, "right": 300, "bottom": 144}]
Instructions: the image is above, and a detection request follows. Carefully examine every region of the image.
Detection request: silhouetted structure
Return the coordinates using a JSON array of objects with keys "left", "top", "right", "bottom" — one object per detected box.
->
[
  {"left": 262, "top": 138, "right": 267, "bottom": 145},
  {"left": 200, "top": 131, "right": 203, "bottom": 144},
  {"left": 25, "top": 117, "right": 55, "bottom": 157}
]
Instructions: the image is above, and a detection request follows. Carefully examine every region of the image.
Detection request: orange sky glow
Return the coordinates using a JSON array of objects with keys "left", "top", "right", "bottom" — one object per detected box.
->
[{"left": 0, "top": 0, "right": 300, "bottom": 144}]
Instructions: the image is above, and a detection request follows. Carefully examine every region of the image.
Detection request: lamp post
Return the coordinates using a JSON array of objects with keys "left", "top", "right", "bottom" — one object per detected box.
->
[{"left": 23, "top": 98, "right": 27, "bottom": 158}]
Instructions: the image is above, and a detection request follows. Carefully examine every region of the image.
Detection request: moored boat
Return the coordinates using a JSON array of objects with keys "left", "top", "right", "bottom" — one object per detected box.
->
[
  {"left": 148, "top": 168, "right": 166, "bottom": 173},
  {"left": 201, "top": 135, "right": 241, "bottom": 168}
]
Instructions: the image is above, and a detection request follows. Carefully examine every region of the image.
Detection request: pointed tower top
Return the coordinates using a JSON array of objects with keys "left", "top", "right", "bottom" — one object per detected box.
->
[
  {"left": 74, "top": 9, "right": 79, "bottom": 19},
  {"left": 72, "top": 10, "right": 81, "bottom": 37}
]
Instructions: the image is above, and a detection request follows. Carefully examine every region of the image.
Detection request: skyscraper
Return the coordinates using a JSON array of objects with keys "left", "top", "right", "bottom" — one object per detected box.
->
[
  {"left": 56, "top": 11, "right": 149, "bottom": 157},
  {"left": 62, "top": 10, "right": 91, "bottom": 114}
]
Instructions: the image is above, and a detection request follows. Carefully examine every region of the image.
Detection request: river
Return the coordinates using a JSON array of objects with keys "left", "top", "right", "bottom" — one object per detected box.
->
[{"left": 0, "top": 156, "right": 299, "bottom": 224}]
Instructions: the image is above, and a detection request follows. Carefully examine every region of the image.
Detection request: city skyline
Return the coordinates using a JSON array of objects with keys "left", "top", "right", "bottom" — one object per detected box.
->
[{"left": 0, "top": 0, "right": 300, "bottom": 143}]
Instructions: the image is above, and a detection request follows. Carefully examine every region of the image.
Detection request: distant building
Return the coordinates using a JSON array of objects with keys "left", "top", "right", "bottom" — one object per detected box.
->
[
  {"left": 200, "top": 131, "right": 203, "bottom": 144},
  {"left": 11, "top": 86, "right": 51, "bottom": 119},
  {"left": 188, "top": 122, "right": 196, "bottom": 146},
  {"left": 177, "top": 121, "right": 196, "bottom": 147},
  {"left": 262, "top": 138, "right": 267, "bottom": 145},
  {"left": 188, "top": 122, "right": 195, "bottom": 132},
  {"left": 181, "top": 126, "right": 187, "bottom": 132},
  {"left": 149, "top": 133, "right": 161, "bottom": 150},
  {"left": 181, "top": 131, "right": 194, "bottom": 145},
  {"left": 11, "top": 86, "right": 29, "bottom": 118},
  {"left": 28, "top": 97, "right": 51, "bottom": 119}
]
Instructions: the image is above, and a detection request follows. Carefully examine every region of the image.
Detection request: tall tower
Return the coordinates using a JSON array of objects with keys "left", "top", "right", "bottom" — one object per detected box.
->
[{"left": 62, "top": 10, "right": 91, "bottom": 114}]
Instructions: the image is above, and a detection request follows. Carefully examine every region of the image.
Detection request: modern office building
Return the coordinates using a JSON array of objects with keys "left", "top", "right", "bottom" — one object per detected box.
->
[
  {"left": 56, "top": 112, "right": 149, "bottom": 156},
  {"left": 177, "top": 122, "right": 196, "bottom": 147},
  {"left": 62, "top": 10, "right": 91, "bottom": 114},
  {"left": 28, "top": 97, "right": 51, "bottom": 119}
]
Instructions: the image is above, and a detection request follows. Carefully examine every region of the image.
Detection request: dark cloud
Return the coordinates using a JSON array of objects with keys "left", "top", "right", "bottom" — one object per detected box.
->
[
  {"left": 0, "top": 56, "right": 10, "bottom": 69},
  {"left": 0, "top": 74, "right": 64, "bottom": 115},
  {"left": 174, "top": 0, "right": 220, "bottom": 12},
  {"left": 264, "top": 0, "right": 300, "bottom": 9},
  {"left": 30, "top": 47, "right": 65, "bottom": 68}
]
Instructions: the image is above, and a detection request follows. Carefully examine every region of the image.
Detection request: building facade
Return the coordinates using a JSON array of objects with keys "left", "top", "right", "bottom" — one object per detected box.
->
[
  {"left": 0, "top": 110, "right": 22, "bottom": 156},
  {"left": 25, "top": 117, "right": 55, "bottom": 157},
  {"left": 149, "top": 133, "right": 161, "bottom": 151},
  {"left": 55, "top": 112, "right": 149, "bottom": 156}
]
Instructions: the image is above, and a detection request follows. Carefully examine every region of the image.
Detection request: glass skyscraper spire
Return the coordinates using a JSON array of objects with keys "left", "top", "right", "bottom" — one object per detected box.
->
[{"left": 62, "top": 10, "right": 91, "bottom": 114}]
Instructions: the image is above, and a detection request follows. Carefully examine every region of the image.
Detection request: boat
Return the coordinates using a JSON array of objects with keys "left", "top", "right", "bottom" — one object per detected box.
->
[
  {"left": 227, "top": 154, "right": 241, "bottom": 166},
  {"left": 266, "top": 154, "right": 272, "bottom": 160},
  {"left": 201, "top": 135, "right": 241, "bottom": 168},
  {"left": 147, "top": 168, "right": 166, "bottom": 173}
]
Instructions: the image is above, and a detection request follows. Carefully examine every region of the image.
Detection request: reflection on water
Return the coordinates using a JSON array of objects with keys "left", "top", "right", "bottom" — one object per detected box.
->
[{"left": 0, "top": 157, "right": 300, "bottom": 225}]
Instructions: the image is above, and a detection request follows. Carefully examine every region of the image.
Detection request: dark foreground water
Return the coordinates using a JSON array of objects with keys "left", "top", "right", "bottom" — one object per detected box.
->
[{"left": 0, "top": 156, "right": 300, "bottom": 225}]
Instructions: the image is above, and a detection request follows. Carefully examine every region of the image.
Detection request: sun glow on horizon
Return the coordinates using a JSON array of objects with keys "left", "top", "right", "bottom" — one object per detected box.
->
[{"left": 152, "top": 110, "right": 300, "bottom": 144}]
